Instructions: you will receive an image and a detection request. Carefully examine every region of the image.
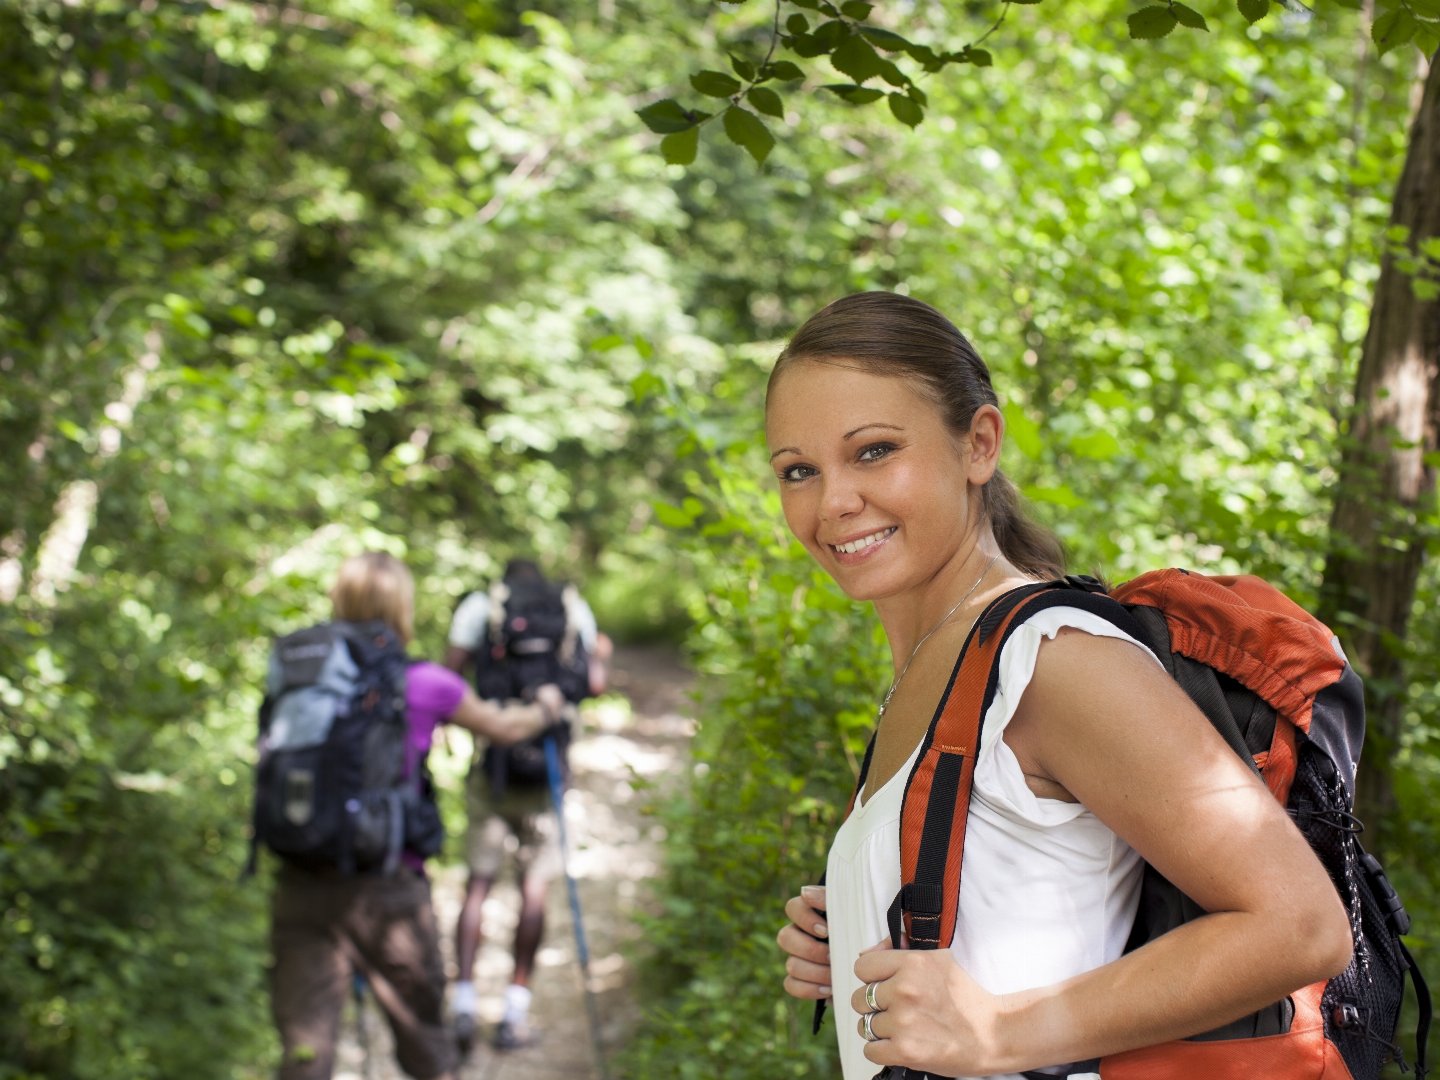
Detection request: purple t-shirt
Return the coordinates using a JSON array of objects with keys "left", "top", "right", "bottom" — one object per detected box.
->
[
  {"left": 405, "top": 660, "right": 466, "bottom": 774},
  {"left": 403, "top": 660, "right": 466, "bottom": 870}
]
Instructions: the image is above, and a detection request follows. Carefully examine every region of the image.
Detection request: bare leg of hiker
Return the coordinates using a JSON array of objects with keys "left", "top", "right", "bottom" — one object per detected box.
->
[
  {"left": 451, "top": 872, "right": 493, "bottom": 1057},
  {"left": 495, "top": 872, "right": 547, "bottom": 1050}
]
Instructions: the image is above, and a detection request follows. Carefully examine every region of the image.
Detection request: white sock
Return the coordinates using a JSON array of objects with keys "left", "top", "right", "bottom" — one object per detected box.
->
[
  {"left": 502, "top": 983, "right": 532, "bottom": 1023},
  {"left": 451, "top": 981, "right": 476, "bottom": 1016}
]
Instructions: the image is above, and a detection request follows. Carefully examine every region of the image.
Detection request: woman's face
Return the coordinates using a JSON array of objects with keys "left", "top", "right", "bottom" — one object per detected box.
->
[{"left": 765, "top": 359, "right": 991, "bottom": 605}]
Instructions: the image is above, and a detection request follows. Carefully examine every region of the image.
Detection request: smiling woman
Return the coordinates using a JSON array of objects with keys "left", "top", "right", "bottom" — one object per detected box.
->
[{"left": 768, "top": 292, "right": 1352, "bottom": 1080}]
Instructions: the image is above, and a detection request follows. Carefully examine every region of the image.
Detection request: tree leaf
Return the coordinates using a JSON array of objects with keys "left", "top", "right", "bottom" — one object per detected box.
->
[
  {"left": 859, "top": 26, "right": 910, "bottom": 51},
  {"left": 887, "top": 92, "right": 923, "bottom": 127},
  {"left": 831, "top": 33, "right": 884, "bottom": 82},
  {"left": 841, "top": 0, "right": 874, "bottom": 17},
  {"left": 1003, "top": 404, "right": 1043, "bottom": 460},
  {"left": 905, "top": 42, "right": 942, "bottom": 70},
  {"left": 876, "top": 58, "right": 909, "bottom": 86},
  {"left": 747, "top": 85, "right": 785, "bottom": 118},
  {"left": 965, "top": 47, "right": 994, "bottom": 67},
  {"left": 786, "top": 13, "right": 810, "bottom": 34},
  {"left": 789, "top": 32, "right": 826, "bottom": 58},
  {"left": 822, "top": 83, "right": 885, "bottom": 104},
  {"left": 630, "top": 371, "right": 667, "bottom": 403},
  {"left": 1171, "top": 3, "right": 1209, "bottom": 30},
  {"left": 1412, "top": 278, "right": 1440, "bottom": 302},
  {"left": 1237, "top": 0, "right": 1270, "bottom": 24},
  {"left": 764, "top": 60, "right": 805, "bottom": 81},
  {"left": 722, "top": 105, "right": 775, "bottom": 164},
  {"left": 812, "top": 18, "right": 848, "bottom": 49},
  {"left": 661, "top": 126, "right": 700, "bottom": 165},
  {"left": 1372, "top": 9, "right": 1417, "bottom": 54},
  {"left": 1071, "top": 429, "right": 1123, "bottom": 460},
  {"left": 1128, "top": 5, "right": 1179, "bottom": 38},
  {"left": 637, "top": 98, "right": 698, "bottom": 133},
  {"left": 729, "top": 53, "right": 756, "bottom": 81},
  {"left": 691, "top": 69, "right": 742, "bottom": 97},
  {"left": 653, "top": 501, "right": 697, "bottom": 528}
]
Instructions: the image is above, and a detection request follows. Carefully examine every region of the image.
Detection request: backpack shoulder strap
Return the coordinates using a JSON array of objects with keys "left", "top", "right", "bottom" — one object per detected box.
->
[
  {"left": 486, "top": 580, "right": 509, "bottom": 646},
  {"left": 891, "top": 578, "right": 1140, "bottom": 953}
]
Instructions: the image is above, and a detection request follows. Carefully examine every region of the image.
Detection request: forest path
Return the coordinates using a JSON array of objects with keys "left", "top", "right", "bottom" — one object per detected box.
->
[{"left": 333, "top": 644, "right": 696, "bottom": 1080}]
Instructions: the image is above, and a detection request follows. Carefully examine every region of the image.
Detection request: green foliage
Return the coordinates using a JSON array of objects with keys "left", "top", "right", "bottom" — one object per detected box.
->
[
  {"left": 0, "top": 1, "right": 716, "bottom": 1074},
  {"left": 619, "top": 376, "right": 882, "bottom": 1077},
  {"left": 644, "top": 0, "right": 1438, "bottom": 162},
  {"left": 3, "top": 0, "right": 1438, "bottom": 1076}
]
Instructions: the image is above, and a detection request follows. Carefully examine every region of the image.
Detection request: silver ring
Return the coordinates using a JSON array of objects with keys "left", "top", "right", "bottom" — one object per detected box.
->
[
  {"left": 864, "top": 980, "right": 881, "bottom": 1012},
  {"left": 862, "top": 1010, "right": 880, "bottom": 1043}
]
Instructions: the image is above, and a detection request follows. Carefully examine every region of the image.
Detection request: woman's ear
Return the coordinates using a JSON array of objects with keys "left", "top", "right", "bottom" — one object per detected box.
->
[{"left": 965, "top": 404, "right": 1004, "bottom": 486}]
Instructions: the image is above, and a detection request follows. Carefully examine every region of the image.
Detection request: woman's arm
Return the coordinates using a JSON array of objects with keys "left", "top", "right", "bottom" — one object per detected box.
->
[
  {"left": 447, "top": 683, "right": 565, "bottom": 745},
  {"left": 854, "top": 629, "right": 1352, "bottom": 1076}
]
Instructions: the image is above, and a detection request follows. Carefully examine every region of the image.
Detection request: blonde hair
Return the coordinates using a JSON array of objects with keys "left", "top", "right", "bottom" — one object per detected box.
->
[{"left": 329, "top": 551, "right": 415, "bottom": 644}]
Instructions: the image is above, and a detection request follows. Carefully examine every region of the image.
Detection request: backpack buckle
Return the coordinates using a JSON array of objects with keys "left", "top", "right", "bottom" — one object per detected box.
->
[{"left": 1361, "top": 850, "right": 1412, "bottom": 936}]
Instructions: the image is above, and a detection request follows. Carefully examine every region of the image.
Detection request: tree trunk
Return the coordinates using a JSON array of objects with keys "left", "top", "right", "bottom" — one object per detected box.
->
[{"left": 1318, "top": 53, "right": 1439, "bottom": 852}]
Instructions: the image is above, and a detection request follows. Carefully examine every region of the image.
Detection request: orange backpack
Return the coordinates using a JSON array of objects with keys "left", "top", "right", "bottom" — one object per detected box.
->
[{"left": 849, "top": 571, "right": 1430, "bottom": 1080}]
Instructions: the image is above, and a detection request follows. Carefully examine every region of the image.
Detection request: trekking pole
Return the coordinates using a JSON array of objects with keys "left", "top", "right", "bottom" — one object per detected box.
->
[
  {"left": 543, "top": 734, "right": 612, "bottom": 1080},
  {"left": 352, "top": 969, "right": 374, "bottom": 1080}
]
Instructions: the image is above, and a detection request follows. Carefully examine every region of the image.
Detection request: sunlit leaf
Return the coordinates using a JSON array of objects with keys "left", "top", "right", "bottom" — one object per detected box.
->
[
  {"left": 747, "top": 85, "right": 785, "bottom": 117},
  {"left": 1128, "top": 5, "right": 1179, "bottom": 38},
  {"left": 661, "top": 126, "right": 700, "bottom": 164},
  {"left": 722, "top": 105, "right": 775, "bottom": 163}
]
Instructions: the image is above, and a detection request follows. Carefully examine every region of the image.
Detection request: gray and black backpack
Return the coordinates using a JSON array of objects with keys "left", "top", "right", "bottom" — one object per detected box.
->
[{"left": 248, "top": 620, "right": 442, "bottom": 875}]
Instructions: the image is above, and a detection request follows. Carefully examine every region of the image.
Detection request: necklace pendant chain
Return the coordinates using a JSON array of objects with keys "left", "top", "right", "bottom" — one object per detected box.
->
[{"left": 877, "top": 553, "right": 1000, "bottom": 721}]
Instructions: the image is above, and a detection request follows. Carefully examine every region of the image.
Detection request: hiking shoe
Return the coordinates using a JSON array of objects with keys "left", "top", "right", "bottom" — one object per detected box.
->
[
  {"left": 493, "top": 1018, "right": 537, "bottom": 1051},
  {"left": 454, "top": 1012, "right": 477, "bottom": 1060}
]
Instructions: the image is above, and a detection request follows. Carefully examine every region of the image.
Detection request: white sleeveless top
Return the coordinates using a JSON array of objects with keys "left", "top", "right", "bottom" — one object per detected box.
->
[{"left": 826, "top": 608, "right": 1154, "bottom": 1080}]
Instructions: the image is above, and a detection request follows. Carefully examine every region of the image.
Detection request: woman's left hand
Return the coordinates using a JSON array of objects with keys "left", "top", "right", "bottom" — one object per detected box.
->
[{"left": 851, "top": 940, "right": 1004, "bottom": 1076}]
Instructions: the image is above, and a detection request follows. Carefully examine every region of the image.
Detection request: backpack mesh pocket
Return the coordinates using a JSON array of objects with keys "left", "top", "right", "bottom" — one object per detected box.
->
[{"left": 1290, "top": 742, "right": 1408, "bottom": 1079}]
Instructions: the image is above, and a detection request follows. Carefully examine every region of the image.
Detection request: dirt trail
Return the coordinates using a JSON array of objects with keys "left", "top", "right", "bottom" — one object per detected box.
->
[{"left": 332, "top": 644, "right": 695, "bottom": 1080}]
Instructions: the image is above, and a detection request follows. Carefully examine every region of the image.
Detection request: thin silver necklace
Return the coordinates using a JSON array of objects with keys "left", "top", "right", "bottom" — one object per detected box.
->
[{"left": 877, "top": 553, "right": 1000, "bottom": 721}]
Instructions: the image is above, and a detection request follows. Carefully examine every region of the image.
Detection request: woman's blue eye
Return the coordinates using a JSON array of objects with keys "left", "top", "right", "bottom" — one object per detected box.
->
[{"left": 778, "top": 463, "right": 816, "bottom": 483}]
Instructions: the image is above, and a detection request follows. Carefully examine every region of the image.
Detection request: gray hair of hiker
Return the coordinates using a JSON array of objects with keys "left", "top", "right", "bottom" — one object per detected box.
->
[{"left": 767, "top": 291, "right": 1066, "bottom": 580}]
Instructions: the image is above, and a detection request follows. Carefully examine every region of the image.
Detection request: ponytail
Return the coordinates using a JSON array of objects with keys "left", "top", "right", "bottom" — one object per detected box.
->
[{"left": 983, "top": 470, "right": 1066, "bottom": 580}]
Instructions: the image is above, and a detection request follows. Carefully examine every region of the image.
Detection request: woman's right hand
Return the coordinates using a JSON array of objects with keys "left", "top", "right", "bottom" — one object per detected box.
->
[{"left": 778, "top": 885, "right": 831, "bottom": 1000}]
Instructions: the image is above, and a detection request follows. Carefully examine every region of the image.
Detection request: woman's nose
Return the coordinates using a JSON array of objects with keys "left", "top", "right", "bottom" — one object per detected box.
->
[{"left": 819, "top": 475, "right": 864, "bottom": 520}]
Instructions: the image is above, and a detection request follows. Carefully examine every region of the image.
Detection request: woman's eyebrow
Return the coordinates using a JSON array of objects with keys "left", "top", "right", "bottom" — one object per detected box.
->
[
  {"left": 843, "top": 422, "right": 904, "bottom": 440},
  {"left": 769, "top": 422, "right": 905, "bottom": 461}
]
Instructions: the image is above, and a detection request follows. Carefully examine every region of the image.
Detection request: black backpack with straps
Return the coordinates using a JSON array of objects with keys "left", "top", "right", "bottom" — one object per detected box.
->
[{"left": 469, "top": 574, "right": 590, "bottom": 790}]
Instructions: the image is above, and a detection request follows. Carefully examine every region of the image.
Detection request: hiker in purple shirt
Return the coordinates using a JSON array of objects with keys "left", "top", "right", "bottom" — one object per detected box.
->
[{"left": 268, "top": 552, "right": 564, "bottom": 1080}]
